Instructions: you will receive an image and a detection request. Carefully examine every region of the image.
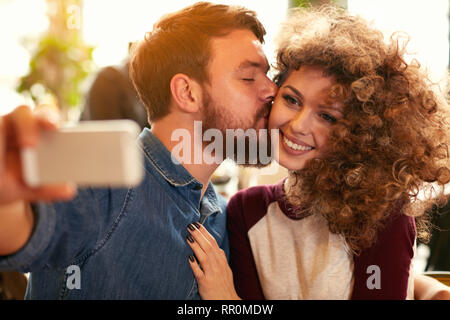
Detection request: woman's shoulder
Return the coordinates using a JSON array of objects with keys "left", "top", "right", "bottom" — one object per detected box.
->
[
  {"left": 228, "top": 179, "right": 285, "bottom": 211},
  {"left": 226, "top": 179, "right": 286, "bottom": 230},
  {"left": 351, "top": 201, "right": 416, "bottom": 299}
]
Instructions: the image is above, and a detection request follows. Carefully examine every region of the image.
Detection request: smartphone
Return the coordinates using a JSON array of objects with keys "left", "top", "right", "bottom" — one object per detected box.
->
[{"left": 21, "top": 120, "right": 144, "bottom": 188}]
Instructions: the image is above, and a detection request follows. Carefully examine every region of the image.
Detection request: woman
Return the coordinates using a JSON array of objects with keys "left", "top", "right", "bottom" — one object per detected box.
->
[{"left": 186, "top": 6, "right": 450, "bottom": 299}]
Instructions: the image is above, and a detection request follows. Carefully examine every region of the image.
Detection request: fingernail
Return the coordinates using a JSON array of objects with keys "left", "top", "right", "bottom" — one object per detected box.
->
[
  {"left": 187, "top": 235, "right": 194, "bottom": 243},
  {"left": 188, "top": 255, "right": 195, "bottom": 262},
  {"left": 193, "top": 222, "right": 201, "bottom": 229},
  {"left": 187, "top": 224, "right": 196, "bottom": 231}
]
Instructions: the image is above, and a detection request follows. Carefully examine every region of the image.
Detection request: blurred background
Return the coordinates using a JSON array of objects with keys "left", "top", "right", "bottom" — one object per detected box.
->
[
  {"left": 1, "top": 0, "right": 448, "bottom": 120},
  {"left": 0, "top": 0, "right": 449, "bottom": 298}
]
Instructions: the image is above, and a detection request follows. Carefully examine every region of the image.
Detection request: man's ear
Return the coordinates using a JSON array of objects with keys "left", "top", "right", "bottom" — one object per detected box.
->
[{"left": 170, "top": 74, "right": 202, "bottom": 114}]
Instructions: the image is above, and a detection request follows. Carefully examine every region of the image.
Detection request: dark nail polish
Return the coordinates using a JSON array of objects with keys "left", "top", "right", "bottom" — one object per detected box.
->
[
  {"left": 193, "top": 222, "right": 201, "bottom": 229},
  {"left": 187, "top": 235, "right": 194, "bottom": 243},
  {"left": 187, "top": 224, "right": 196, "bottom": 231},
  {"left": 188, "top": 255, "right": 195, "bottom": 262}
]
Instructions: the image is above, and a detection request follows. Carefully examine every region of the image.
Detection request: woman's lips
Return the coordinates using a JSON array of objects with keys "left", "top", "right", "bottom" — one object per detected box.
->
[{"left": 280, "top": 131, "right": 314, "bottom": 156}]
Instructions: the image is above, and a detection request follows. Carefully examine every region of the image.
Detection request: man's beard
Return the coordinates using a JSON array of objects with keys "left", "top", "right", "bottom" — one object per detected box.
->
[{"left": 201, "top": 90, "right": 273, "bottom": 167}]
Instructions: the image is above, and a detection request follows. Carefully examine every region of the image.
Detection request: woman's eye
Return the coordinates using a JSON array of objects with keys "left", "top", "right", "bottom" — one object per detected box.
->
[
  {"left": 242, "top": 78, "right": 255, "bottom": 82},
  {"left": 282, "top": 94, "right": 299, "bottom": 106},
  {"left": 321, "top": 113, "right": 337, "bottom": 123}
]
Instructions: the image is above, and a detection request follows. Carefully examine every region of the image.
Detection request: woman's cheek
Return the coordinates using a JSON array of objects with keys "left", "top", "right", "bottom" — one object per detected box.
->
[{"left": 268, "top": 104, "right": 285, "bottom": 130}]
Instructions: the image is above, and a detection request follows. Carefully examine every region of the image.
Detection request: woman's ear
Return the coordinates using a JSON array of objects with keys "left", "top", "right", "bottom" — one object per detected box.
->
[{"left": 170, "top": 74, "right": 202, "bottom": 114}]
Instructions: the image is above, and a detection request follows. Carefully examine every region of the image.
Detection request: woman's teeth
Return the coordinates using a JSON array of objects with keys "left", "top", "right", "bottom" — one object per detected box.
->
[{"left": 283, "top": 136, "right": 313, "bottom": 151}]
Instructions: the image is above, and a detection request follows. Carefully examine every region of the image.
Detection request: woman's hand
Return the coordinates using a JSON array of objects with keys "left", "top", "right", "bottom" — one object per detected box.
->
[{"left": 186, "top": 222, "right": 241, "bottom": 300}]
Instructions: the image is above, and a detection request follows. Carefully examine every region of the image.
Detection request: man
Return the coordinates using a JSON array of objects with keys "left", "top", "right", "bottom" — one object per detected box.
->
[{"left": 0, "top": 2, "right": 276, "bottom": 299}]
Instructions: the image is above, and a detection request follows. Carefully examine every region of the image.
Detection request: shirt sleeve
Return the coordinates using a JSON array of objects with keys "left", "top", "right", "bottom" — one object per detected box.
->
[
  {"left": 0, "top": 187, "right": 118, "bottom": 273},
  {"left": 227, "top": 191, "right": 265, "bottom": 300},
  {"left": 351, "top": 204, "right": 416, "bottom": 300}
]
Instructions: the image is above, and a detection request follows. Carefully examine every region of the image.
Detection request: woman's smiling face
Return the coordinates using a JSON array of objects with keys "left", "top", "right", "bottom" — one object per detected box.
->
[{"left": 269, "top": 66, "right": 344, "bottom": 171}]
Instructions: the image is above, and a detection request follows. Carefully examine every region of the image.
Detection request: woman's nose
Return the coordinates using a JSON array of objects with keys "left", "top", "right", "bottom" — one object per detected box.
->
[{"left": 290, "top": 108, "right": 312, "bottom": 136}]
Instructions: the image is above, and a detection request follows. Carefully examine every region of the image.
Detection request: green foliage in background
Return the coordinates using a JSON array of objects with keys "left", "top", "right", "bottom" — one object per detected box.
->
[
  {"left": 17, "top": 34, "right": 93, "bottom": 109},
  {"left": 290, "top": 0, "right": 341, "bottom": 8},
  {"left": 291, "top": 0, "right": 314, "bottom": 7},
  {"left": 16, "top": 0, "right": 93, "bottom": 114}
]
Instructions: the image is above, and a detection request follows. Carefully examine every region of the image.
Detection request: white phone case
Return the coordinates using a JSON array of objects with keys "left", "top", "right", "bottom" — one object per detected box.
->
[{"left": 21, "top": 120, "right": 144, "bottom": 188}]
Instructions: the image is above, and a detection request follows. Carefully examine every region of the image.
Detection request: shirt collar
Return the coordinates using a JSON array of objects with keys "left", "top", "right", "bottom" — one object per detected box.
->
[
  {"left": 139, "top": 128, "right": 196, "bottom": 187},
  {"left": 138, "top": 128, "right": 223, "bottom": 215}
]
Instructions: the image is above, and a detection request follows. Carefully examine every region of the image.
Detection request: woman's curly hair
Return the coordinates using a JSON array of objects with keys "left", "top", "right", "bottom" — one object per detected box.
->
[{"left": 274, "top": 6, "right": 450, "bottom": 254}]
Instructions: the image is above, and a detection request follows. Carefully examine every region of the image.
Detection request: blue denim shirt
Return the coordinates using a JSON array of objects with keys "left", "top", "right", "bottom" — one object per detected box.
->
[{"left": 0, "top": 129, "right": 228, "bottom": 299}]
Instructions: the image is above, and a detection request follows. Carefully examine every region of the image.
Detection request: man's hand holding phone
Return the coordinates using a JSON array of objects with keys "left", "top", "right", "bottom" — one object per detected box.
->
[
  {"left": 0, "top": 105, "right": 77, "bottom": 206},
  {"left": 0, "top": 105, "right": 144, "bottom": 255},
  {"left": 0, "top": 105, "right": 76, "bottom": 255}
]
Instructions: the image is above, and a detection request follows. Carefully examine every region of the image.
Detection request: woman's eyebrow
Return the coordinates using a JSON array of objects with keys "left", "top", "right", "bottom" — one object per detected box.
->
[{"left": 284, "top": 85, "right": 304, "bottom": 100}]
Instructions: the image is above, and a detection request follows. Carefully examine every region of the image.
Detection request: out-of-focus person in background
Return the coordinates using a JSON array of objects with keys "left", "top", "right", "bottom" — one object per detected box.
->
[{"left": 80, "top": 43, "right": 148, "bottom": 129}]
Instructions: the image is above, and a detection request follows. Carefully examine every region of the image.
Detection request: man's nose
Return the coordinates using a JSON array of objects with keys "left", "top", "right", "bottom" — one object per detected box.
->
[{"left": 261, "top": 78, "right": 278, "bottom": 103}]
